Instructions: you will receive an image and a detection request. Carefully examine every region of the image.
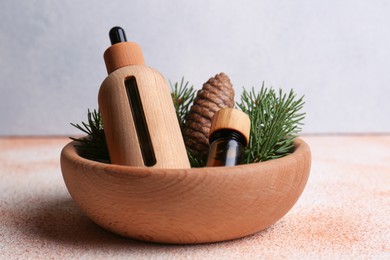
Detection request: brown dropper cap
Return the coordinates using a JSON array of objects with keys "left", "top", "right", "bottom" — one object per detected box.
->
[
  {"left": 209, "top": 108, "right": 251, "bottom": 146},
  {"left": 103, "top": 27, "right": 145, "bottom": 74}
]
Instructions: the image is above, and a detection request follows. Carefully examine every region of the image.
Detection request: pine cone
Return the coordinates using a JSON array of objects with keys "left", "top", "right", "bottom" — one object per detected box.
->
[{"left": 184, "top": 72, "right": 235, "bottom": 161}]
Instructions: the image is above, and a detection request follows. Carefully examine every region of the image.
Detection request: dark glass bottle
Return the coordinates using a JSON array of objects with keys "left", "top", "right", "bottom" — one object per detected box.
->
[
  {"left": 207, "top": 130, "right": 247, "bottom": 166},
  {"left": 206, "top": 108, "right": 250, "bottom": 167}
]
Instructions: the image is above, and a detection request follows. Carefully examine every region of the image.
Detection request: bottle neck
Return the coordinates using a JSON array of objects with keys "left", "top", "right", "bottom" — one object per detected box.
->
[{"left": 209, "top": 129, "right": 247, "bottom": 146}]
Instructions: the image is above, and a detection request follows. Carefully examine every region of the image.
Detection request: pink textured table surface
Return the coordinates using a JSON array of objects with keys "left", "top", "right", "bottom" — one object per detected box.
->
[{"left": 0, "top": 136, "right": 389, "bottom": 259}]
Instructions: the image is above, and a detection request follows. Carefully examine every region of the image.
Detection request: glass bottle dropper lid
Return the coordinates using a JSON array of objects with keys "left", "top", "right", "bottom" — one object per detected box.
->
[{"left": 103, "top": 26, "right": 145, "bottom": 74}]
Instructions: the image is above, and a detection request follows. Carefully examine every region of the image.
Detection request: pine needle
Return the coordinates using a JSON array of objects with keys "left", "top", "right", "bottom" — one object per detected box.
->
[
  {"left": 170, "top": 77, "right": 197, "bottom": 132},
  {"left": 70, "top": 109, "right": 110, "bottom": 163},
  {"left": 237, "top": 84, "right": 305, "bottom": 163},
  {"left": 169, "top": 78, "right": 201, "bottom": 167},
  {"left": 70, "top": 80, "right": 305, "bottom": 167}
]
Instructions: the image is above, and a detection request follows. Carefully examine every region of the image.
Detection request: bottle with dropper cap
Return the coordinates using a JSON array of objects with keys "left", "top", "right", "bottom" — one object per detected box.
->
[
  {"left": 98, "top": 26, "right": 190, "bottom": 168},
  {"left": 206, "top": 108, "right": 251, "bottom": 167}
]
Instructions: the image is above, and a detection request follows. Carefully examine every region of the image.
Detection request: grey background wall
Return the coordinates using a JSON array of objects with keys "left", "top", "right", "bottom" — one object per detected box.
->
[{"left": 0, "top": 0, "right": 389, "bottom": 135}]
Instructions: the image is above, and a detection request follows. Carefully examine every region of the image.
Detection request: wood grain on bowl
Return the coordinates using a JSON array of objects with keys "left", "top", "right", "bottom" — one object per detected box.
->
[{"left": 60, "top": 138, "right": 311, "bottom": 244}]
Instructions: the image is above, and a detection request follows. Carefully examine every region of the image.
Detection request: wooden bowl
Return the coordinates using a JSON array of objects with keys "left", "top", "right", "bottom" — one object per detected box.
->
[{"left": 60, "top": 138, "right": 311, "bottom": 244}]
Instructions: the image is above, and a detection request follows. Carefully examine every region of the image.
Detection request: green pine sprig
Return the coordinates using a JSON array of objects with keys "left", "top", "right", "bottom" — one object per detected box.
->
[
  {"left": 70, "top": 109, "right": 110, "bottom": 163},
  {"left": 237, "top": 84, "right": 305, "bottom": 163},
  {"left": 169, "top": 78, "right": 201, "bottom": 167},
  {"left": 187, "top": 150, "right": 205, "bottom": 168},
  {"left": 170, "top": 77, "right": 197, "bottom": 132},
  {"left": 70, "top": 79, "right": 305, "bottom": 167}
]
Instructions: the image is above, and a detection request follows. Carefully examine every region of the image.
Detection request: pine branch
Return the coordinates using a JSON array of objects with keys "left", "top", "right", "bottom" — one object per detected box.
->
[
  {"left": 170, "top": 77, "right": 197, "bottom": 133},
  {"left": 169, "top": 78, "right": 202, "bottom": 167},
  {"left": 237, "top": 84, "right": 305, "bottom": 163},
  {"left": 70, "top": 109, "right": 110, "bottom": 163},
  {"left": 187, "top": 151, "right": 205, "bottom": 168},
  {"left": 70, "top": 80, "right": 305, "bottom": 167}
]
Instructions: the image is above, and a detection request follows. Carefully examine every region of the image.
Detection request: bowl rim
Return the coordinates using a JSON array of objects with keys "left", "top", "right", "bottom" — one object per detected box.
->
[{"left": 61, "top": 137, "right": 310, "bottom": 175}]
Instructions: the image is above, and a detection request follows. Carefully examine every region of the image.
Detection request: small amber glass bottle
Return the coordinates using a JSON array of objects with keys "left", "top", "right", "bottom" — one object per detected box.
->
[{"left": 206, "top": 108, "right": 251, "bottom": 167}]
